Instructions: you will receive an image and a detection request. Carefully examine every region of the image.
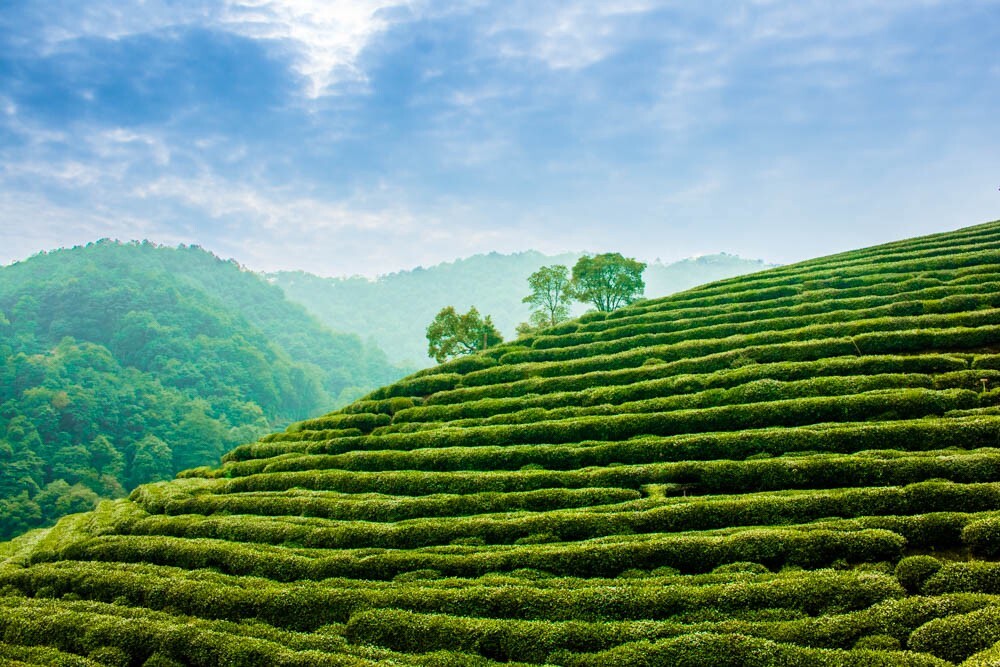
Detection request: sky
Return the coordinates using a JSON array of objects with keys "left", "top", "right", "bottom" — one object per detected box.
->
[{"left": 0, "top": 1, "right": 998, "bottom": 277}]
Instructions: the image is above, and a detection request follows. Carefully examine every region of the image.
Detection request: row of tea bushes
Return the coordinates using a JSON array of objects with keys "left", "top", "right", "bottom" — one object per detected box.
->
[
  {"left": 397, "top": 372, "right": 969, "bottom": 425},
  {"left": 130, "top": 486, "right": 641, "bottom": 523},
  {"left": 396, "top": 374, "right": 992, "bottom": 428},
  {"left": 121, "top": 482, "right": 1000, "bottom": 550},
  {"left": 0, "top": 563, "right": 905, "bottom": 627},
  {"left": 228, "top": 388, "right": 980, "bottom": 462},
  {"left": 534, "top": 279, "right": 1000, "bottom": 348},
  {"left": 220, "top": 417, "right": 1000, "bottom": 477},
  {"left": 50, "top": 526, "right": 908, "bottom": 581},
  {"left": 554, "top": 632, "right": 949, "bottom": 667},
  {"left": 346, "top": 592, "right": 1000, "bottom": 663},
  {"left": 0, "top": 596, "right": 390, "bottom": 667},
  {"left": 508, "top": 307, "right": 1000, "bottom": 364},
  {"left": 425, "top": 354, "right": 970, "bottom": 406},
  {"left": 572, "top": 262, "right": 1000, "bottom": 337}
]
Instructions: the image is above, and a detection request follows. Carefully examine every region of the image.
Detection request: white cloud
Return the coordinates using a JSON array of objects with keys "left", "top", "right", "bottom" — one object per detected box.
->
[
  {"left": 135, "top": 173, "right": 416, "bottom": 233},
  {"left": 29, "top": 0, "right": 414, "bottom": 98},
  {"left": 486, "top": 1, "right": 658, "bottom": 70},
  {"left": 217, "top": 0, "right": 414, "bottom": 97}
]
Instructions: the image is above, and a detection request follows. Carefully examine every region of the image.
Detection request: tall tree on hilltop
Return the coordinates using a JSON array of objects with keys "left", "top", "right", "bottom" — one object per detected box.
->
[
  {"left": 426, "top": 306, "right": 503, "bottom": 363},
  {"left": 521, "top": 265, "right": 572, "bottom": 330},
  {"left": 570, "top": 253, "right": 647, "bottom": 312}
]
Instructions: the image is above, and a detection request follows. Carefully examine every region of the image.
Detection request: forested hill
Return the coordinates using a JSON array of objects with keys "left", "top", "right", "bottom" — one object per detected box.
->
[
  {"left": 272, "top": 251, "right": 774, "bottom": 367},
  {"left": 0, "top": 240, "right": 407, "bottom": 540}
]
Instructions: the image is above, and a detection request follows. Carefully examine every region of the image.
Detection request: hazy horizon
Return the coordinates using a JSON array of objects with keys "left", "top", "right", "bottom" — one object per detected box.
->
[
  {"left": 1, "top": 2, "right": 997, "bottom": 276},
  {"left": 1, "top": 237, "right": 773, "bottom": 281}
]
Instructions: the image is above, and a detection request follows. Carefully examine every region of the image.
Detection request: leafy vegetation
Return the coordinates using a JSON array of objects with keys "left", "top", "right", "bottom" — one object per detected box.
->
[
  {"left": 0, "top": 240, "right": 407, "bottom": 540},
  {"left": 425, "top": 306, "right": 503, "bottom": 363},
  {"left": 5, "top": 222, "right": 1000, "bottom": 665},
  {"left": 519, "top": 264, "right": 573, "bottom": 333},
  {"left": 273, "top": 250, "right": 773, "bottom": 365},
  {"left": 569, "top": 252, "right": 647, "bottom": 312}
]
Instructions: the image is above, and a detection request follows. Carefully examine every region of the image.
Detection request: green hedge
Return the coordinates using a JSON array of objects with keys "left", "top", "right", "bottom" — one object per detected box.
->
[
  {"left": 516, "top": 303, "right": 1000, "bottom": 364},
  {"left": 363, "top": 373, "right": 462, "bottom": 401},
  {"left": 962, "top": 639, "right": 1000, "bottom": 667},
  {"left": 346, "top": 592, "right": 998, "bottom": 663},
  {"left": 455, "top": 326, "right": 1000, "bottom": 389},
  {"left": 573, "top": 264, "right": 999, "bottom": 337},
  {"left": 425, "top": 355, "right": 968, "bottom": 406},
  {"left": 53, "top": 527, "right": 906, "bottom": 581},
  {"left": 0, "top": 565, "right": 904, "bottom": 628},
  {"left": 538, "top": 279, "right": 1000, "bottom": 348},
  {"left": 0, "top": 642, "right": 99, "bottom": 667},
  {"left": 132, "top": 487, "right": 640, "bottom": 523},
  {"left": 229, "top": 388, "right": 980, "bottom": 463},
  {"left": 399, "top": 374, "right": 956, "bottom": 429},
  {"left": 282, "top": 412, "right": 390, "bottom": 435},
  {"left": 908, "top": 606, "right": 1000, "bottom": 663},
  {"left": 554, "top": 632, "right": 949, "bottom": 667},
  {"left": 497, "top": 310, "right": 1000, "bottom": 367},
  {"left": 123, "top": 482, "right": 1000, "bottom": 551},
  {"left": 0, "top": 597, "right": 379, "bottom": 666},
  {"left": 923, "top": 562, "right": 1000, "bottom": 596},
  {"left": 262, "top": 428, "right": 363, "bottom": 443},
  {"left": 219, "top": 447, "right": 1000, "bottom": 499},
  {"left": 235, "top": 416, "right": 1000, "bottom": 476},
  {"left": 399, "top": 372, "right": 957, "bottom": 425},
  {"left": 961, "top": 517, "right": 1000, "bottom": 557}
]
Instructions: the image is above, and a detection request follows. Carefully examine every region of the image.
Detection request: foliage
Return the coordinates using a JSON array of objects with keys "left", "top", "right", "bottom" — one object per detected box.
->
[
  {"left": 273, "top": 251, "right": 771, "bottom": 366},
  {"left": 426, "top": 307, "right": 503, "bottom": 363},
  {"left": 519, "top": 265, "right": 572, "bottom": 333},
  {"left": 570, "top": 253, "right": 647, "bottom": 312},
  {"left": 0, "top": 241, "right": 406, "bottom": 540}
]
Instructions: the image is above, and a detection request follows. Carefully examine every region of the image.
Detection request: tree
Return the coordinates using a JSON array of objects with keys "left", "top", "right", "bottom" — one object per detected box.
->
[
  {"left": 522, "top": 265, "right": 572, "bottom": 330},
  {"left": 570, "top": 253, "right": 647, "bottom": 312},
  {"left": 426, "top": 306, "right": 503, "bottom": 363},
  {"left": 128, "top": 434, "right": 174, "bottom": 488}
]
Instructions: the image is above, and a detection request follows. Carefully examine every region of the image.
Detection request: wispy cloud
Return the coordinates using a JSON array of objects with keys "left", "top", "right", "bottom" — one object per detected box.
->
[
  {"left": 1, "top": 1, "right": 997, "bottom": 277},
  {"left": 484, "top": 1, "right": 658, "bottom": 70},
  {"left": 217, "top": 0, "right": 414, "bottom": 97},
  {"left": 20, "top": 0, "right": 415, "bottom": 99}
]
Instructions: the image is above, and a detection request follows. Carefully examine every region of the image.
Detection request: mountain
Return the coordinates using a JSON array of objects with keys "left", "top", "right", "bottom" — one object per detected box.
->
[
  {"left": 5, "top": 221, "right": 1000, "bottom": 665},
  {"left": 0, "top": 240, "right": 407, "bottom": 540},
  {"left": 272, "top": 251, "right": 775, "bottom": 367}
]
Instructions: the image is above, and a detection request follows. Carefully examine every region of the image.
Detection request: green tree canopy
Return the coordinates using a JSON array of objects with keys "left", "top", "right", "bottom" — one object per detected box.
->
[
  {"left": 570, "top": 253, "right": 647, "bottom": 312},
  {"left": 521, "top": 265, "right": 572, "bottom": 330},
  {"left": 426, "top": 306, "right": 503, "bottom": 363}
]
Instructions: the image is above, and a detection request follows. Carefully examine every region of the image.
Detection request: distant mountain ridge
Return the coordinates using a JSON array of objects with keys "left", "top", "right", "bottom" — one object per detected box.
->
[{"left": 272, "top": 251, "right": 775, "bottom": 367}]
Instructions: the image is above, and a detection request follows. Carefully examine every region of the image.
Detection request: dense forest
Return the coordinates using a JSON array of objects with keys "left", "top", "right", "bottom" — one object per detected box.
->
[
  {"left": 0, "top": 240, "right": 407, "bottom": 539},
  {"left": 273, "top": 251, "right": 774, "bottom": 366}
]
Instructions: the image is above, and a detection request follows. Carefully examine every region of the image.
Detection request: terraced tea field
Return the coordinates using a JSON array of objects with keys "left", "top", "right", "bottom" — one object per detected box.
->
[{"left": 7, "top": 221, "right": 1000, "bottom": 665}]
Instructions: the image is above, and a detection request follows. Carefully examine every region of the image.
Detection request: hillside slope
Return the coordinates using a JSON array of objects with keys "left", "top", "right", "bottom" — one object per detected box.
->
[
  {"left": 0, "top": 240, "right": 407, "bottom": 540},
  {"left": 272, "top": 251, "right": 773, "bottom": 367},
  {"left": 4, "top": 222, "right": 1000, "bottom": 665}
]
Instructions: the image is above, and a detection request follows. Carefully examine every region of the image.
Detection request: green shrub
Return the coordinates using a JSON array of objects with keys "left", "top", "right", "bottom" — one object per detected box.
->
[
  {"left": 962, "top": 517, "right": 1000, "bottom": 557},
  {"left": 554, "top": 632, "right": 949, "bottom": 667},
  {"left": 894, "top": 556, "right": 943, "bottom": 593},
  {"left": 922, "top": 561, "right": 1000, "bottom": 595},
  {"left": 852, "top": 635, "right": 901, "bottom": 651},
  {"left": 908, "top": 606, "right": 1000, "bottom": 663},
  {"left": 712, "top": 562, "right": 770, "bottom": 575}
]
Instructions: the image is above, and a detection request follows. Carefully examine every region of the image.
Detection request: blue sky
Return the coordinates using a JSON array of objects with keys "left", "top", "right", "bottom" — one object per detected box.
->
[{"left": 0, "top": 1, "right": 997, "bottom": 276}]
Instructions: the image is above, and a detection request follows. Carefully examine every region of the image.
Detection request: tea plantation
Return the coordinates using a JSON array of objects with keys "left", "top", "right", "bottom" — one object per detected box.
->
[{"left": 5, "top": 221, "right": 1000, "bottom": 665}]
